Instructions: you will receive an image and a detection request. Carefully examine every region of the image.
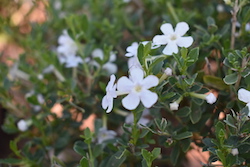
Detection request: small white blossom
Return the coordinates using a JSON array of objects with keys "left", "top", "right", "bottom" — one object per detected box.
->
[
  {"left": 238, "top": 88, "right": 250, "bottom": 114},
  {"left": 17, "top": 119, "right": 29, "bottom": 131},
  {"left": 102, "top": 74, "right": 117, "bottom": 113},
  {"left": 205, "top": 93, "right": 217, "bottom": 104},
  {"left": 153, "top": 22, "right": 194, "bottom": 55},
  {"left": 170, "top": 102, "right": 179, "bottom": 110},
  {"left": 216, "top": 4, "right": 224, "bottom": 13},
  {"left": 117, "top": 68, "right": 159, "bottom": 110},
  {"left": 128, "top": 56, "right": 141, "bottom": 69},
  {"left": 245, "top": 23, "right": 250, "bottom": 32},
  {"left": 64, "top": 55, "right": 83, "bottom": 68},
  {"left": 164, "top": 67, "right": 173, "bottom": 76},
  {"left": 231, "top": 148, "right": 239, "bottom": 156},
  {"left": 97, "top": 127, "right": 116, "bottom": 144},
  {"left": 90, "top": 48, "right": 117, "bottom": 74},
  {"left": 123, "top": 0, "right": 131, "bottom": 3},
  {"left": 57, "top": 30, "right": 78, "bottom": 59},
  {"left": 56, "top": 30, "right": 83, "bottom": 68}
]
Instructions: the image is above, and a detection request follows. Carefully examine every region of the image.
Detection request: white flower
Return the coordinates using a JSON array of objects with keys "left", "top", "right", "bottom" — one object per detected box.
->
[
  {"left": 205, "top": 93, "right": 217, "bottom": 104},
  {"left": 245, "top": 23, "right": 250, "bottom": 32},
  {"left": 164, "top": 67, "right": 172, "bottom": 76},
  {"left": 170, "top": 102, "right": 179, "bottom": 110},
  {"left": 128, "top": 56, "right": 141, "bottom": 69},
  {"left": 238, "top": 88, "right": 250, "bottom": 112},
  {"left": 56, "top": 30, "right": 83, "bottom": 68},
  {"left": 17, "top": 120, "right": 29, "bottom": 131},
  {"left": 57, "top": 30, "right": 78, "bottom": 59},
  {"left": 216, "top": 4, "right": 224, "bottom": 13},
  {"left": 117, "top": 68, "right": 159, "bottom": 110},
  {"left": 125, "top": 109, "right": 150, "bottom": 126},
  {"left": 97, "top": 127, "right": 116, "bottom": 144},
  {"left": 153, "top": 22, "right": 194, "bottom": 55},
  {"left": 90, "top": 48, "right": 117, "bottom": 74},
  {"left": 231, "top": 148, "right": 239, "bottom": 156},
  {"left": 123, "top": 0, "right": 131, "bottom": 3},
  {"left": 64, "top": 55, "right": 83, "bottom": 68},
  {"left": 102, "top": 74, "right": 117, "bottom": 113}
]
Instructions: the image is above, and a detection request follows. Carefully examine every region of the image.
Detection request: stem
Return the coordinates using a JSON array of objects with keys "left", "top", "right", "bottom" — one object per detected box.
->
[
  {"left": 72, "top": 67, "right": 77, "bottom": 80},
  {"left": 102, "top": 114, "right": 107, "bottom": 129},
  {"left": 230, "top": 0, "right": 239, "bottom": 49},
  {"left": 88, "top": 143, "right": 95, "bottom": 167},
  {"left": 166, "top": 2, "right": 179, "bottom": 23},
  {"left": 159, "top": 73, "right": 167, "bottom": 83}
]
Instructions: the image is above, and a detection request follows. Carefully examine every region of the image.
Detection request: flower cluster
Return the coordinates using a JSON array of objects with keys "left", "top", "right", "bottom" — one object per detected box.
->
[
  {"left": 102, "top": 22, "right": 219, "bottom": 113},
  {"left": 57, "top": 30, "right": 83, "bottom": 68},
  {"left": 102, "top": 67, "right": 159, "bottom": 112}
]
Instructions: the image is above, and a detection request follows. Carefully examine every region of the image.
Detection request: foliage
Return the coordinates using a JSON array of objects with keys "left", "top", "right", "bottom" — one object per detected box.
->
[{"left": 0, "top": 0, "right": 250, "bottom": 167}]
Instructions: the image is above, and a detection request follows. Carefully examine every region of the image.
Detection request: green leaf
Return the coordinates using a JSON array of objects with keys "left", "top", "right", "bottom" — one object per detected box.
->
[
  {"left": 152, "top": 147, "right": 161, "bottom": 159},
  {"left": 223, "top": 114, "right": 236, "bottom": 129},
  {"left": 203, "top": 75, "right": 229, "bottom": 90},
  {"left": 180, "top": 138, "right": 191, "bottom": 152},
  {"left": 144, "top": 41, "right": 152, "bottom": 56},
  {"left": 170, "top": 145, "right": 180, "bottom": 165},
  {"left": 241, "top": 68, "right": 250, "bottom": 78},
  {"left": 137, "top": 43, "right": 144, "bottom": 66},
  {"left": 226, "top": 153, "right": 237, "bottom": 166},
  {"left": 79, "top": 157, "right": 89, "bottom": 167},
  {"left": 189, "top": 102, "right": 202, "bottom": 124},
  {"left": 216, "top": 150, "right": 226, "bottom": 165},
  {"left": 0, "top": 158, "right": 22, "bottom": 164},
  {"left": 223, "top": 73, "right": 238, "bottom": 85},
  {"left": 106, "top": 150, "right": 127, "bottom": 167},
  {"left": 162, "top": 92, "right": 176, "bottom": 99},
  {"left": 73, "top": 141, "right": 87, "bottom": 156},
  {"left": 203, "top": 138, "right": 215, "bottom": 147},
  {"left": 173, "top": 131, "right": 193, "bottom": 140},
  {"left": 93, "top": 144, "right": 103, "bottom": 158},
  {"left": 176, "top": 106, "right": 191, "bottom": 117},
  {"left": 186, "top": 47, "right": 199, "bottom": 67},
  {"left": 238, "top": 143, "right": 250, "bottom": 154},
  {"left": 184, "top": 73, "right": 197, "bottom": 85}
]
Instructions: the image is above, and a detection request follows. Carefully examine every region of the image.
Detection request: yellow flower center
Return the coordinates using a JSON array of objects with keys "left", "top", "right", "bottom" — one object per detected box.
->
[
  {"left": 134, "top": 85, "right": 142, "bottom": 93},
  {"left": 170, "top": 34, "right": 177, "bottom": 41}
]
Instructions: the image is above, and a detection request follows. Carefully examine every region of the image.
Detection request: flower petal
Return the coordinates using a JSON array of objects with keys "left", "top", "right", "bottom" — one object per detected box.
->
[
  {"left": 109, "top": 52, "right": 116, "bottom": 62},
  {"left": 128, "top": 57, "right": 141, "bottom": 69},
  {"left": 106, "top": 74, "right": 116, "bottom": 90},
  {"left": 162, "top": 42, "right": 178, "bottom": 55},
  {"left": 117, "top": 76, "right": 134, "bottom": 92},
  {"left": 125, "top": 52, "right": 134, "bottom": 57},
  {"left": 92, "top": 48, "right": 104, "bottom": 59},
  {"left": 106, "top": 97, "right": 114, "bottom": 113},
  {"left": 129, "top": 67, "right": 144, "bottom": 83},
  {"left": 102, "top": 95, "right": 108, "bottom": 109},
  {"left": 152, "top": 35, "right": 168, "bottom": 45},
  {"left": 176, "top": 36, "right": 194, "bottom": 48},
  {"left": 160, "top": 23, "right": 174, "bottom": 35},
  {"left": 122, "top": 93, "right": 140, "bottom": 110},
  {"left": 175, "top": 22, "right": 189, "bottom": 36},
  {"left": 238, "top": 88, "right": 250, "bottom": 103},
  {"left": 140, "top": 90, "right": 158, "bottom": 108},
  {"left": 103, "top": 63, "right": 117, "bottom": 74},
  {"left": 142, "top": 75, "right": 159, "bottom": 89}
]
